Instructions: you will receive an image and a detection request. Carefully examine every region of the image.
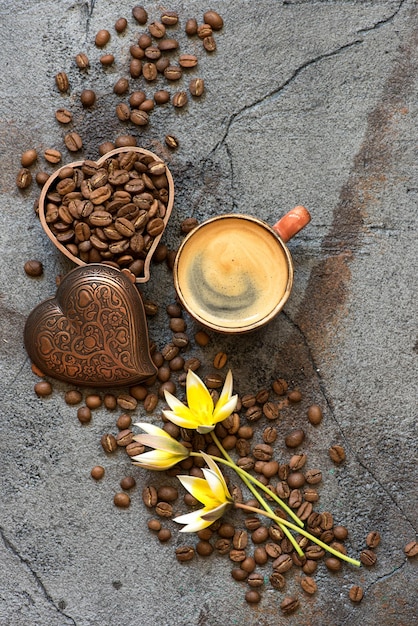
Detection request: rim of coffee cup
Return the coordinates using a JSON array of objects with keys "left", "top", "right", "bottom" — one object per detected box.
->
[
  {"left": 173, "top": 214, "right": 294, "bottom": 333},
  {"left": 38, "top": 146, "right": 175, "bottom": 284}
]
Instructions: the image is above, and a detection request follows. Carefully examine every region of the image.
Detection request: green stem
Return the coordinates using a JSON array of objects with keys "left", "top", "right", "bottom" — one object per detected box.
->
[
  {"left": 208, "top": 433, "right": 304, "bottom": 556},
  {"left": 207, "top": 434, "right": 303, "bottom": 527},
  {"left": 235, "top": 502, "right": 361, "bottom": 567}
]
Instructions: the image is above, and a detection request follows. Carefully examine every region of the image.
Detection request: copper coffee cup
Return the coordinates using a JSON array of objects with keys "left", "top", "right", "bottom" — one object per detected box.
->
[{"left": 173, "top": 206, "right": 311, "bottom": 333}]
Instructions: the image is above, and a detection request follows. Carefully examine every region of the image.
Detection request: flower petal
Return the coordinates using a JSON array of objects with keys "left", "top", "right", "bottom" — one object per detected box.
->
[
  {"left": 186, "top": 370, "right": 214, "bottom": 423},
  {"left": 177, "top": 474, "right": 216, "bottom": 506},
  {"left": 200, "top": 451, "right": 231, "bottom": 498},
  {"left": 133, "top": 433, "right": 188, "bottom": 455},
  {"left": 131, "top": 449, "right": 183, "bottom": 470},
  {"left": 173, "top": 509, "right": 213, "bottom": 533},
  {"left": 200, "top": 501, "right": 230, "bottom": 521},
  {"left": 212, "top": 394, "right": 238, "bottom": 423},
  {"left": 162, "top": 409, "right": 199, "bottom": 430}
]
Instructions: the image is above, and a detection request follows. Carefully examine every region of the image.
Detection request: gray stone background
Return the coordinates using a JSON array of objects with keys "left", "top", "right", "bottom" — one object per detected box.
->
[{"left": 0, "top": 1, "right": 416, "bottom": 624}]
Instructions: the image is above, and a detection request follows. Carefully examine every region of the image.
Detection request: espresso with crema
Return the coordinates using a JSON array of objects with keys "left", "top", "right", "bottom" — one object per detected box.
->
[{"left": 175, "top": 216, "right": 292, "bottom": 331}]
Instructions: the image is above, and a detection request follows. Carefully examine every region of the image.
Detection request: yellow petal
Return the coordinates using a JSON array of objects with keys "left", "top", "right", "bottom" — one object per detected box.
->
[
  {"left": 131, "top": 449, "right": 182, "bottom": 470},
  {"left": 186, "top": 370, "right": 214, "bottom": 423},
  {"left": 212, "top": 394, "right": 238, "bottom": 423},
  {"left": 177, "top": 475, "right": 218, "bottom": 507},
  {"left": 200, "top": 451, "right": 231, "bottom": 498},
  {"left": 162, "top": 409, "right": 199, "bottom": 430},
  {"left": 173, "top": 509, "right": 213, "bottom": 533}
]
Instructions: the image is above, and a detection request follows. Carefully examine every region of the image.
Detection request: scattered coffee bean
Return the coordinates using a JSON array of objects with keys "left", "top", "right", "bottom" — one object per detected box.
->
[
  {"left": 91, "top": 465, "right": 105, "bottom": 480},
  {"left": 307, "top": 404, "right": 323, "bottom": 425},
  {"left": 75, "top": 53, "right": 90, "bottom": 69},
  {"left": 101, "top": 54, "right": 115, "bottom": 66},
  {"left": 64, "top": 132, "right": 83, "bottom": 152},
  {"left": 55, "top": 108, "right": 73, "bottom": 124},
  {"left": 203, "top": 36, "right": 216, "bottom": 52},
  {"left": 64, "top": 389, "right": 82, "bottom": 405},
  {"left": 360, "top": 549, "right": 377, "bottom": 566},
  {"left": 366, "top": 531, "right": 381, "bottom": 548},
  {"left": 280, "top": 596, "right": 299, "bottom": 614},
  {"left": 161, "top": 11, "right": 178, "bottom": 26},
  {"left": 85, "top": 394, "right": 102, "bottom": 409},
  {"left": 114, "top": 17, "right": 127, "bottom": 33},
  {"left": 21, "top": 149, "right": 38, "bottom": 167},
  {"left": 77, "top": 406, "right": 91, "bottom": 424},
  {"left": 189, "top": 78, "right": 205, "bottom": 97},
  {"left": 245, "top": 590, "right": 261, "bottom": 604},
  {"left": 158, "top": 528, "right": 172, "bottom": 542},
  {"left": 132, "top": 6, "right": 148, "bottom": 24},
  {"left": 300, "top": 576, "right": 317, "bottom": 594},
  {"left": 95, "top": 29, "right": 111, "bottom": 47},
  {"left": 120, "top": 476, "right": 136, "bottom": 490},
  {"left": 24, "top": 260, "right": 43, "bottom": 277},
  {"left": 172, "top": 91, "right": 188, "bottom": 108},
  {"left": 80, "top": 89, "right": 96, "bottom": 108},
  {"left": 404, "top": 540, "right": 418, "bottom": 557},
  {"left": 175, "top": 546, "right": 195, "bottom": 562},
  {"left": 34, "top": 381, "right": 52, "bottom": 397},
  {"left": 149, "top": 22, "right": 166, "bottom": 38},
  {"left": 114, "top": 78, "right": 129, "bottom": 95},
  {"left": 101, "top": 433, "right": 118, "bottom": 453},
  {"left": 185, "top": 18, "right": 198, "bottom": 36},
  {"left": 203, "top": 10, "right": 224, "bottom": 31},
  {"left": 285, "top": 429, "right": 305, "bottom": 448},
  {"left": 114, "top": 492, "right": 130, "bottom": 508},
  {"left": 55, "top": 72, "right": 69, "bottom": 92},
  {"left": 349, "top": 585, "right": 364, "bottom": 602},
  {"left": 16, "top": 168, "right": 32, "bottom": 189},
  {"left": 329, "top": 444, "right": 346, "bottom": 464}
]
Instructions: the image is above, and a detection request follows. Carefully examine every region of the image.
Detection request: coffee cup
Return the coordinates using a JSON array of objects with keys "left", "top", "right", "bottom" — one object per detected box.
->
[{"left": 173, "top": 206, "right": 311, "bottom": 333}]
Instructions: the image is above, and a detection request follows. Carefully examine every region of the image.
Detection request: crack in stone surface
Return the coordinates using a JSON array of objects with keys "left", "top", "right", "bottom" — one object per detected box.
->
[
  {"left": 0, "top": 527, "right": 77, "bottom": 625},
  {"left": 282, "top": 311, "right": 417, "bottom": 532},
  {"left": 357, "top": 0, "right": 408, "bottom": 34},
  {"left": 206, "top": 37, "right": 364, "bottom": 164}
]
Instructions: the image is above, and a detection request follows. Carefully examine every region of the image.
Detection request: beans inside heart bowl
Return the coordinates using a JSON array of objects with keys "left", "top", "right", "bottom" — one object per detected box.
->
[{"left": 38, "top": 146, "right": 175, "bottom": 283}]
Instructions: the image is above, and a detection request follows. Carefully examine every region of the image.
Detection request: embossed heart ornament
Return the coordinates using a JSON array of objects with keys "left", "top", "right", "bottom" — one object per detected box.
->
[
  {"left": 38, "top": 146, "right": 174, "bottom": 284},
  {"left": 24, "top": 264, "right": 157, "bottom": 387}
]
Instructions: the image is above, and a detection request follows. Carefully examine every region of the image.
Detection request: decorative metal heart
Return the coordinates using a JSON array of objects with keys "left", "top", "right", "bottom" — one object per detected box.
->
[{"left": 24, "top": 264, "right": 156, "bottom": 387}]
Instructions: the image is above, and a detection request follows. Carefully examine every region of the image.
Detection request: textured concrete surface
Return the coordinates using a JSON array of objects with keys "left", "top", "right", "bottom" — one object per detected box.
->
[{"left": 0, "top": 1, "right": 417, "bottom": 625}]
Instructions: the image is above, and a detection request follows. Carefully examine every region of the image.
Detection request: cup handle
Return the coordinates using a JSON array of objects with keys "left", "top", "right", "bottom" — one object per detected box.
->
[{"left": 272, "top": 205, "right": 311, "bottom": 243}]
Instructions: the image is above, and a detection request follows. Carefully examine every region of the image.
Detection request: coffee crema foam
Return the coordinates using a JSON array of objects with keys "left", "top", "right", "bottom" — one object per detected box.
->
[{"left": 176, "top": 217, "right": 291, "bottom": 329}]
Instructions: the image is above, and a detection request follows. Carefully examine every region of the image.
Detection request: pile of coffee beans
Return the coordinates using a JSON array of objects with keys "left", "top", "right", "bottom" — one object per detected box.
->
[{"left": 41, "top": 150, "right": 171, "bottom": 277}]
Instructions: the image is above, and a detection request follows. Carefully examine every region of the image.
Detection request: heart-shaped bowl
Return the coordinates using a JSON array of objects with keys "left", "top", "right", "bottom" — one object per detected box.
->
[{"left": 38, "top": 146, "right": 174, "bottom": 283}]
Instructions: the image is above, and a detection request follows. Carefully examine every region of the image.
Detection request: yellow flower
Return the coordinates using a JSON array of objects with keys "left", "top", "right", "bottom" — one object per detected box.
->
[
  {"left": 173, "top": 452, "right": 233, "bottom": 532},
  {"left": 131, "top": 422, "right": 190, "bottom": 470},
  {"left": 163, "top": 369, "right": 238, "bottom": 434}
]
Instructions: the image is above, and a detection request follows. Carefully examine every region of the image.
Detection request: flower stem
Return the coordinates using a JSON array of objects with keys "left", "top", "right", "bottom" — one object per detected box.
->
[
  {"left": 235, "top": 502, "right": 361, "bottom": 567},
  {"left": 208, "top": 433, "right": 304, "bottom": 556}
]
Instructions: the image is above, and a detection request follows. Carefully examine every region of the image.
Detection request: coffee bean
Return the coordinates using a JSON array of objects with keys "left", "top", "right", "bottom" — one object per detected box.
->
[
  {"left": 288, "top": 389, "right": 302, "bottom": 403},
  {"left": 149, "top": 22, "right": 166, "bottom": 38},
  {"left": 204, "top": 10, "right": 224, "bottom": 30},
  {"left": 303, "top": 487, "right": 319, "bottom": 502},
  {"left": 91, "top": 466, "right": 105, "bottom": 480},
  {"left": 285, "top": 429, "right": 305, "bottom": 448},
  {"left": 329, "top": 444, "right": 346, "bottom": 464},
  {"left": 360, "top": 549, "right": 377, "bottom": 566},
  {"left": 157, "top": 486, "right": 178, "bottom": 502},
  {"left": 125, "top": 442, "right": 145, "bottom": 457},
  {"left": 16, "top": 168, "right": 32, "bottom": 189},
  {"left": 75, "top": 53, "right": 89, "bottom": 69},
  {"left": 55, "top": 72, "right": 69, "bottom": 92},
  {"left": 36, "top": 171, "right": 50, "bottom": 186},
  {"left": 263, "top": 401, "right": 279, "bottom": 420},
  {"left": 154, "top": 90, "right": 170, "bottom": 105},
  {"left": 164, "top": 65, "right": 182, "bottom": 81},
  {"left": 300, "top": 576, "right": 317, "bottom": 594},
  {"left": 172, "top": 91, "right": 188, "bottom": 108},
  {"left": 247, "top": 572, "right": 264, "bottom": 588},
  {"left": 302, "top": 559, "right": 317, "bottom": 575},
  {"left": 130, "top": 109, "right": 149, "bottom": 125},
  {"left": 34, "top": 381, "right": 52, "bottom": 397},
  {"left": 158, "top": 38, "right": 178, "bottom": 51},
  {"left": 95, "top": 30, "right": 110, "bottom": 47},
  {"left": 179, "top": 54, "right": 198, "bottom": 68},
  {"left": 55, "top": 108, "right": 73, "bottom": 124},
  {"left": 366, "top": 531, "right": 381, "bottom": 548},
  {"left": 289, "top": 453, "right": 307, "bottom": 470},
  {"left": 305, "top": 469, "right": 322, "bottom": 485},
  {"left": 269, "top": 571, "right": 286, "bottom": 590},
  {"left": 251, "top": 526, "right": 269, "bottom": 544},
  {"left": 165, "top": 134, "right": 179, "bottom": 149},
  {"left": 85, "top": 394, "right": 101, "bottom": 409},
  {"left": 114, "top": 492, "right": 130, "bottom": 508},
  {"left": 147, "top": 518, "right": 161, "bottom": 532},
  {"left": 325, "top": 557, "right": 342, "bottom": 572},
  {"left": 114, "top": 78, "right": 129, "bottom": 95},
  {"left": 231, "top": 567, "right": 248, "bottom": 581},
  {"left": 116, "top": 413, "right": 131, "bottom": 430},
  {"left": 272, "top": 378, "right": 288, "bottom": 395},
  {"left": 307, "top": 404, "right": 323, "bottom": 425},
  {"left": 185, "top": 18, "right": 198, "bottom": 36},
  {"left": 280, "top": 596, "right": 299, "bottom": 614},
  {"left": 189, "top": 78, "right": 205, "bottom": 97},
  {"left": 117, "top": 394, "right": 137, "bottom": 410},
  {"left": 176, "top": 546, "right": 195, "bottom": 562},
  {"left": 197, "top": 24, "right": 212, "bottom": 39},
  {"left": 132, "top": 6, "right": 148, "bottom": 24},
  {"left": 203, "top": 36, "right": 216, "bottom": 52},
  {"left": 77, "top": 406, "right": 91, "bottom": 424},
  {"left": 404, "top": 540, "right": 418, "bottom": 557},
  {"left": 21, "top": 149, "right": 37, "bottom": 167},
  {"left": 349, "top": 585, "right": 364, "bottom": 602},
  {"left": 24, "top": 260, "right": 43, "bottom": 277},
  {"left": 272, "top": 554, "right": 293, "bottom": 573},
  {"left": 120, "top": 476, "right": 136, "bottom": 490},
  {"left": 64, "top": 132, "right": 83, "bottom": 152},
  {"left": 157, "top": 528, "right": 172, "bottom": 542},
  {"left": 80, "top": 89, "right": 96, "bottom": 108},
  {"left": 64, "top": 390, "right": 82, "bottom": 405},
  {"left": 116, "top": 429, "right": 133, "bottom": 447},
  {"left": 161, "top": 11, "right": 178, "bottom": 25},
  {"left": 101, "top": 433, "right": 117, "bottom": 453},
  {"left": 142, "top": 486, "right": 157, "bottom": 508},
  {"left": 115, "top": 17, "right": 127, "bottom": 33},
  {"left": 287, "top": 471, "right": 305, "bottom": 489}
]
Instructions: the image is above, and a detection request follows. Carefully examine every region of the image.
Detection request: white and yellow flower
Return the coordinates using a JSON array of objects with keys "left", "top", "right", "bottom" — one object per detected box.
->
[
  {"left": 163, "top": 369, "right": 237, "bottom": 434},
  {"left": 131, "top": 422, "right": 190, "bottom": 470},
  {"left": 173, "top": 452, "right": 233, "bottom": 532}
]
